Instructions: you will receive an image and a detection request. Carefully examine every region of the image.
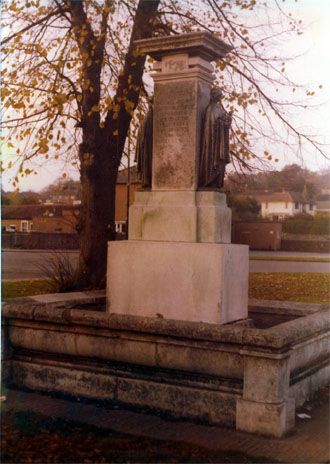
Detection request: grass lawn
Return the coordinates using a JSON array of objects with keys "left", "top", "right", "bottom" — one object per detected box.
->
[
  {"left": 2, "top": 273, "right": 329, "bottom": 304},
  {"left": 1, "top": 280, "right": 51, "bottom": 299},
  {"left": 249, "top": 272, "right": 330, "bottom": 304}
]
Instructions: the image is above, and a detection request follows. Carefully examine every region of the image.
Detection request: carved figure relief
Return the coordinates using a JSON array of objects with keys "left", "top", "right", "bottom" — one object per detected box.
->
[
  {"left": 135, "top": 100, "right": 153, "bottom": 189},
  {"left": 199, "top": 87, "right": 232, "bottom": 189}
]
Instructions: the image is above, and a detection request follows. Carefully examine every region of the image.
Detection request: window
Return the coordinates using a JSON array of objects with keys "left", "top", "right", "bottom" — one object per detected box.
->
[
  {"left": 310, "top": 204, "right": 313, "bottom": 210},
  {"left": 285, "top": 202, "right": 288, "bottom": 209},
  {"left": 115, "top": 221, "right": 126, "bottom": 234},
  {"left": 9, "top": 225, "right": 16, "bottom": 232},
  {"left": 21, "top": 220, "right": 29, "bottom": 232},
  {"left": 295, "top": 202, "right": 299, "bottom": 209}
]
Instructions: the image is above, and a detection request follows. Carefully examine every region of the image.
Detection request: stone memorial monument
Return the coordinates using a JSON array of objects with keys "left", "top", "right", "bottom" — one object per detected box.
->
[{"left": 107, "top": 32, "right": 249, "bottom": 324}]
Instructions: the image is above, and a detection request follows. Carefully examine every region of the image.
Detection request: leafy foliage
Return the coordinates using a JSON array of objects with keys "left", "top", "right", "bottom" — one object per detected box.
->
[
  {"left": 226, "top": 164, "right": 327, "bottom": 201},
  {"left": 227, "top": 193, "right": 260, "bottom": 220},
  {"left": 283, "top": 213, "right": 330, "bottom": 235},
  {"left": 41, "top": 178, "right": 81, "bottom": 198},
  {"left": 1, "top": 189, "right": 41, "bottom": 205}
]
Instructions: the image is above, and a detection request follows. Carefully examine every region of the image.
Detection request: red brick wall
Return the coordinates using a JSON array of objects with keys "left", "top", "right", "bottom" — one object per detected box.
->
[{"left": 232, "top": 222, "right": 282, "bottom": 251}]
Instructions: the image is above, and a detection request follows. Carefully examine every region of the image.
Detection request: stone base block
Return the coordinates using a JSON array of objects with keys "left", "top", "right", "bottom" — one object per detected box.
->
[
  {"left": 107, "top": 241, "right": 248, "bottom": 324},
  {"left": 236, "top": 398, "right": 295, "bottom": 437},
  {"left": 129, "top": 190, "right": 231, "bottom": 243},
  {"left": 197, "top": 191, "right": 231, "bottom": 243}
]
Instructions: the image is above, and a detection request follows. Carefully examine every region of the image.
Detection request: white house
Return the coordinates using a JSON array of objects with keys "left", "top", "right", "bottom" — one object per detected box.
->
[{"left": 254, "top": 191, "right": 315, "bottom": 220}]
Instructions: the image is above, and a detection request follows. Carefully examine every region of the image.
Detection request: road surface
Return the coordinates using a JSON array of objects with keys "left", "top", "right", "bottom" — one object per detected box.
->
[
  {"left": 1, "top": 249, "right": 330, "bottom": 280},
  {"left": 1, "top": 250, "right": 79, "bottom": 280}
]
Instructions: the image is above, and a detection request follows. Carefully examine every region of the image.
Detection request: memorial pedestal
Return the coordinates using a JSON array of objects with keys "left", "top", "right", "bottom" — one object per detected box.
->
[
  {"left": 107, "top": 32, "right": 248, "bottom": 326},
  {"left": 129, "top": 191, "right": 231, "bottom": 243},
  {"left": 107, "top": 241, "right": 248, "bottom": 325}
]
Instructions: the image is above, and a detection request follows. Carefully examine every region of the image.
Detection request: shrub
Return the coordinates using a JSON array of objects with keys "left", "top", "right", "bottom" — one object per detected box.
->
[
  {"left": 227, "top": 194, "right": 261, "bottom": 221},
  {"left": 38, "top": 252, "right": 79, "bottom": 293},
  {"left": 283, "top": 213, "right": 330, "bottom": 235}
]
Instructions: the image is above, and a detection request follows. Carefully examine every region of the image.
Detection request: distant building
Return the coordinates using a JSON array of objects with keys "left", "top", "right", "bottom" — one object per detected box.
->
[
  {"left": 2, "top": 205, "right": 79, "bottom": 233},
  {"left": 2, "top": 167, "right": 142, "bottom": 236},
  {"left": 253, "top": 191, "right": 315, "bottom": 220},
  {"left": 44, "top": 194, "right": 81, "bottom": 205}
]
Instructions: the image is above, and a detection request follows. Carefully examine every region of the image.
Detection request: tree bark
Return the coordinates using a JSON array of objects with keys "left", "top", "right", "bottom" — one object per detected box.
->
[
  {"left": 73, "top": 0, "right": 160, "bottom": 288},
  {"left": 76, "top": 131, "right": 115, "bottom": 288}
]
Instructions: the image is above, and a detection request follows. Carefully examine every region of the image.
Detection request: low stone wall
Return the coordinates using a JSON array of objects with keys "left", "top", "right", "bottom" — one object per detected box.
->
[
  {"left": 2, "top": 292, "right": 329, "bottom": 438},
  {"left": 281, "top": 239, "right": 330, "bottom": 253},
  {"left": 2, "top": 232, "right": 80, "bottom": 250},
  {"left": 232, "top": 222, "right": 282, "bottom": 251}
]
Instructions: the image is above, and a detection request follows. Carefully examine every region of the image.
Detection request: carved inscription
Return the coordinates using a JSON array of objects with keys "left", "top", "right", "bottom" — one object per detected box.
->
[
  {"left": 157, "top": 87, "right": 194, "bottom": 136},
  {"left": 153, "top": 81, "right": 196, "bottom": 189},
  {"left": 163, "top": 59, "right": 186, "bottom": 72},
  {"left": 162, "top": 53, "right": 188, "bottom": 73}
]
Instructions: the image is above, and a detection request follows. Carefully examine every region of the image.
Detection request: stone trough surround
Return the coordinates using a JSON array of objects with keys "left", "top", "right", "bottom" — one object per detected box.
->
[{"left": 2, "top": 292, "right": 329, "bottom": 438}]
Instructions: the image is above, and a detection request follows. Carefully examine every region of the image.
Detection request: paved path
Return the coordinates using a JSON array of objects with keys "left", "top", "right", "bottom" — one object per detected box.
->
[
  {"left": 251, "top": 250, "right": 330, "bottom": 258},
  {"left": 1, "top": 249, "right": 79, "bottom": 280},
  {"left": 249, "top": 260, "right": 330, "bottom": 273},
  {"left": 3, "top": 388, "right": 329, "bottom": 463}
]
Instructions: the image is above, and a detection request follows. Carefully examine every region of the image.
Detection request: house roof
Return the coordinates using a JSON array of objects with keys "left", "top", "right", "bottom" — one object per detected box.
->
[
  {"left": 117, "top": 165, "right": 140, "bottom": 184},
  {"left": 2, "top": 205, "right": 78, "bottom": 220},
  {"left": 252, "top": 191, "right": 309, "bottom": 204}
]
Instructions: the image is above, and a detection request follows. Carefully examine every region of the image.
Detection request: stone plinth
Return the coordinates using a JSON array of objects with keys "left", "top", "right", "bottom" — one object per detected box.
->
[
  {"left": 107, "top": 241, "right": 248, "bottom": 325},
  {"left": 129, "top": 190, "right": 231, "bottom": 243}
]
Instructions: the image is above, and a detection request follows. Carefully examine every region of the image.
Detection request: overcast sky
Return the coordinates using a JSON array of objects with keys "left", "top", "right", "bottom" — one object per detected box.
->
[{"left": 1, "top": 0, "right": 329, "bottom": 192}]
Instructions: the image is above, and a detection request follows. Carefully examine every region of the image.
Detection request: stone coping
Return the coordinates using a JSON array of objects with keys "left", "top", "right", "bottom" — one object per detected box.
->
[
  {"left": 134, "top": 31, "right": 233, "bottom": 61},
  {"left": 3, "top": 293, "right": 329, "bottom": 352},
  {"left": 248, "top": 299, "right": 328, "bottom": 316}
]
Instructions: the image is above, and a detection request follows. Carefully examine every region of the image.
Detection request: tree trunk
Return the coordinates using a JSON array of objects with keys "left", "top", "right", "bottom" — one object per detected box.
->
[
  {"left": 73, "top": 0, "right": 160, "bottom": 288},
  {"left": 77, "top": 131, "right": 119, "bottom": 288}
]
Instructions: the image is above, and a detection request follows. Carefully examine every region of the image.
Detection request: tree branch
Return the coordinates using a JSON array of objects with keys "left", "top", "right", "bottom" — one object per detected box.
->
[{"left": 1, "top": 8, "right": 66, "bottom": 45}]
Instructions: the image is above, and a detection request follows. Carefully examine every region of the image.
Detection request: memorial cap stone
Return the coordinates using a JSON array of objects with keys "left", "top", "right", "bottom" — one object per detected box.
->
[{"left": 134, "top": 31, "right": 233, "bottom": 61}]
